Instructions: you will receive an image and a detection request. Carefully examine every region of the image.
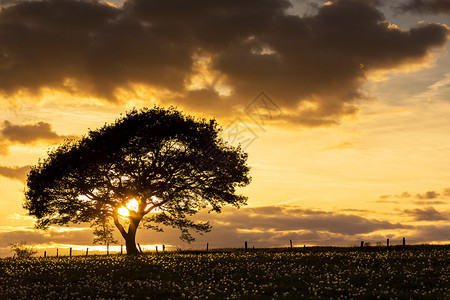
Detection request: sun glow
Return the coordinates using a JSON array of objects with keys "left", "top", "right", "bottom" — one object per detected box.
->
[
  {"left": 117, "top": 206, "right": 129, "bottom": 217},
  {"left": 126, "top": 199, "right": 139, "bottom": 211},
  {"left": 186, "top": 53, "right": 233, "bottom": 96},
  {"left": 117, "top": 198, "right": 140, "bottom": 217}
]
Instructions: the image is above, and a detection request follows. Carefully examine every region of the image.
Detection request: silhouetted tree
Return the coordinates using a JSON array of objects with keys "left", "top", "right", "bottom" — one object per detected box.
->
[
  {"left": 91, "top": 217, "right": 118, "bottom": 246},
  {"left": 24, "top": 107, "right": 251, "bottom": 255},
  {"left": 9, "top": 241, "right": 37, "bottom": 258}
]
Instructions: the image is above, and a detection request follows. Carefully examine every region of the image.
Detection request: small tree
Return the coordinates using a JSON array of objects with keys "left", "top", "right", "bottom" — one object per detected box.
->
[
  {"left": 24, "top": 107, "right": 251, "bottom": 255},
  {"left": 91, "top": 217, "right": 118, "bottom": 246},
  {"left": 9, "top": 241, "right": 37, "bottom": 258}
]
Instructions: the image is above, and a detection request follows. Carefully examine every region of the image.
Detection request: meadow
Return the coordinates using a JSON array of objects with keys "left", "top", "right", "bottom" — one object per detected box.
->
[{"left": 0, "top": 245, "right": 448, "bottom": 299}]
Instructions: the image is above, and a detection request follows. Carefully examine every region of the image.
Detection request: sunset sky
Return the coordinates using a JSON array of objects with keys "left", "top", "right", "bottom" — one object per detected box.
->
[{"left": 0, "top": 0, "right": 449, "bottom": 256}]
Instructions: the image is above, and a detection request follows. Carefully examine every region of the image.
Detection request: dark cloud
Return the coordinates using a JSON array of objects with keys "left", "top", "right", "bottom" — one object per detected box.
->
[
  {"left": 416, "top": 191, "right": 440, "bottom": 199},
  {"left": 411, "top": 224, "right": 450, "bottom": 242},
  {"left": 398, "top": 192, "right": 412, "bottom": 198},
  {"left": 403, "top": 206, "right": 448, "bottom": 221},
  {"left": 1, "top": 120, "right": 70, "bottom": 144},
  {"left": 0, "top": 165, "right": 30, "bottom": 182},
  {"left": 0, "top": 228, "right": 93, "bottom": 247},
  {"left": 0, "top": 120, "right": 74, "bottom": 155},
  {"left": 0, "top": 0, "right": 447, "bottom": 126},
  {"left": 398, "top": 0, "right": 450, "bottom": 14},
  {"left": 412, "top": 190, "right": 448, "bottom": 205},
  {"left": 196, "top": 206, "right": 411, "bottom": 236}
]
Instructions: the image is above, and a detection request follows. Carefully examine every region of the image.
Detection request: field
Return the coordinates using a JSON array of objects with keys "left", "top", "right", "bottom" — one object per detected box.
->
[{"left": 0, "top": 245, "right": 448, "bottom": 299}]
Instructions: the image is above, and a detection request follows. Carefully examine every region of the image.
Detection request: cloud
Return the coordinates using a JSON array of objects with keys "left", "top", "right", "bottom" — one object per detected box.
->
[
  {"left": 416, "top": 191, "right": 440, "bottom": 199},
  {"left": 397, "top": 0, "right": 450, "bottom": 14},
  {"left": 1, "top": 120, "right": 70, "bottom": 144},
  {"left": 412, "top": 200, "right": 447, "bottom": 205},
  {"left": 0, "top": 227, "right": 93, "bottom": 247},
  {"left": 0, "top": 165, "right": 30, "bottom": 182},
  {"left": 442, "top": 187, "right": 450, "bottom": 196},
  {"left": 0, "top": 141, "right": 7, "bottom": 155},
  {"left": 376, "top": 191, "right": 410, "bottom": 202},
  {"left": 403, "top": 206, "right": 448, "bottom": 221},
  {"left": 378, "top": 189, "right": 450, "bottom": 204},
  {"left": 0, "top": 120, "right": 74, "bottom": 155},
  {"left": 398, "top": 192, "right": 412, "bottom": 198},
  {"left": 0, "top": 0, "right": 447, "bottom": 126},
  {"left": 374, "top": 199, "right": 399, "bottom": 204},
  {"left": 411, "top": 224, "right": 450, "bottom": 242},
  {"left": 191, "top": 206, "right": 410, "bottom": 239}
]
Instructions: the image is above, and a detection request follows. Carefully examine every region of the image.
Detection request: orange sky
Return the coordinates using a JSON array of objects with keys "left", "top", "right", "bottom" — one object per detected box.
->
[{"left": 0, "top": 0, "right": 449, "bottom": 256}]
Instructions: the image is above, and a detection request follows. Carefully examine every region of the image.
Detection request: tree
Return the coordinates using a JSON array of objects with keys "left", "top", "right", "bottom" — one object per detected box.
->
[
  {"left": 9, "top": 241, "right": 37, "bottom": 258},
  {"left": 91, "top": 217, "right": 118, "bottom": 246},
  {"left": 24, "top": 107, "right": 251, "bottom": 255}
]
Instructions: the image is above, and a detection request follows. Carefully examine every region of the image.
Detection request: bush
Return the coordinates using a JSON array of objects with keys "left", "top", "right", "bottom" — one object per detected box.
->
[{"left": 9, "top": 241, "right": 37, "bottom": 258}]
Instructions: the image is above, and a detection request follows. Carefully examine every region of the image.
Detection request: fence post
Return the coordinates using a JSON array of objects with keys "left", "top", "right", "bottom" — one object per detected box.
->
[
  {"left": 206, "top": 243, "right": 209, "bottom": 252},
  {"left": 107, "top": 243, "right": 109, "bottom": 255},
  {"left": 290, "top": 240, "right": 293, "bottom": 250},
  {"left": 403, "top": 237, "right": 406, "bottom": 249},
  {"left": 121, "top": 245, "right": 123, "bottom": 255},
  {"left": 44, "top": 251, "right": 46, "bottom": 258},
  {"left": 70, "top": 247, "right": 72, "bottom": 257},
  {"left": 360, "top": 241, "right": 364, "bottom": 249},
  {"left": 386, "top": 239, "right": 389, "bottom": 249},
  {"left": 163, "top": 244, "right": 165, "bottom": 252},
  {"left": 156, "top": 246, "right": 158, "bottom": 253},
  {"left": 245, "top": 241, "right": 248, "bottom": 252},
  {"left": 86, "top": 248, "right": 89, "bottom": 256},
  {"left": 56, "top": 248, "right": 58, "bottom": 257},
  {"left": 138, "top": 243, "right": 143, "bottom": 253}
]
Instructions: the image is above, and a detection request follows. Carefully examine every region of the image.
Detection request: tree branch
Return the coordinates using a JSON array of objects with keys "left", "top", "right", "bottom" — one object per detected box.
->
[{"left": 113, "top": 210, "right": 128, "bottom": 239}]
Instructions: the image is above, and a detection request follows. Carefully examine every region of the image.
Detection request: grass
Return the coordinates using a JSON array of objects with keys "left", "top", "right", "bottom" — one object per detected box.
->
[{"left": 0, "top": 245, "right": 448, "bottom": 299}]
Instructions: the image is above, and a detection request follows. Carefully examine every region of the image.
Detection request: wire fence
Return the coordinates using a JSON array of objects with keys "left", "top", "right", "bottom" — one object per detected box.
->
[{"left": 30, "top": 236, "right": 428, "bottom": 258}]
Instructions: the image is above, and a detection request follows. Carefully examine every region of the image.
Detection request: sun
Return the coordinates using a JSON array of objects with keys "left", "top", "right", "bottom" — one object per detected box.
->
[
  {"left": 117, "top": 206, "right": 129, "bottom": 217},
  {"left": 118, "top": 198, "right": 140, "bottom": 217},
  {"left": 126, "top": 198, "right": 139, "bottom": 211}
]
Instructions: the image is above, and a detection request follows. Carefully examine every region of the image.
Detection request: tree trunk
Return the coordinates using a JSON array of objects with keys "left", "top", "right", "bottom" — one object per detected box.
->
[
  {"left": 125, "top": 217, "right": 140, "bottom": 255},
  {"left": 113, "top": 213, "right": 141, "bottom": 256},
  {"left": 125, "top": 234, "right": 140, "bottom": 255}
]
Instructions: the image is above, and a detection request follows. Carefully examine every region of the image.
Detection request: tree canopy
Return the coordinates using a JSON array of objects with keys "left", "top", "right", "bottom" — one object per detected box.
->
[{"left": 24, "top": 107, "right": 251, "bottom": 254}]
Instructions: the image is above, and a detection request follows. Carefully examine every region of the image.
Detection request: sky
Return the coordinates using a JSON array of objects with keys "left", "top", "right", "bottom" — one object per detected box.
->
[{"left": 0, "top": 0, "right": 449, "bottom": 256}]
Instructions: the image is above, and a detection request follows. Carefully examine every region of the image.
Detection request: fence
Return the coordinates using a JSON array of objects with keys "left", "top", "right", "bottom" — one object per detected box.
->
[{"left": 37, "top": 237, "right": 419, "bottom": 257}]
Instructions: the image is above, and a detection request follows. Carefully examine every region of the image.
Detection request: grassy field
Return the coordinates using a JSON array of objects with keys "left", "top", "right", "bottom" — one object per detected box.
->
[{"left": 0, "top": 245, "right": 448, "bottom": 299}]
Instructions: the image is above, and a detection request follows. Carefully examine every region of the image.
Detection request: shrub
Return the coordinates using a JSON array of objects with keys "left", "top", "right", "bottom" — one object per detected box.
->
[{"left": 9, "top": 241, "right": 37, "bottom": 258}]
